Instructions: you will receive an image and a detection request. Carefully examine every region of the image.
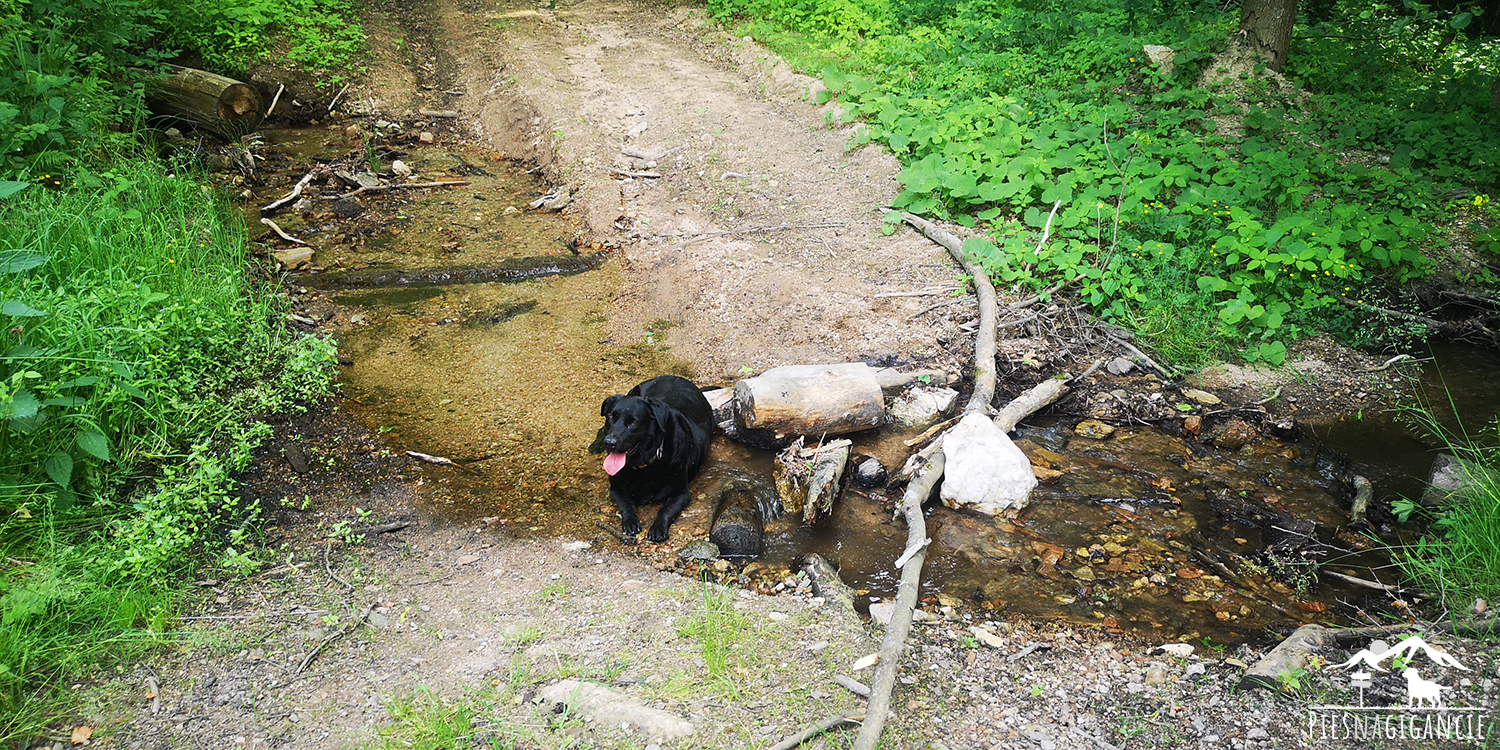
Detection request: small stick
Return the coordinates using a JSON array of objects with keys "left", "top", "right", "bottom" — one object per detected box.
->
[
  {"left": 595, "top": 520, "right": 633, "bottom": 545},
  {"left": 681, "top": 222, "right": 844, "bottom": 242},
  {"left": 325, "top": 82, "right": 351, "bottom": 116},
  {"left": 1072, "top": 358, "right": 1107, "bottom": 382},
  {"left": 405, "top": 450, "right": 479, "bottom": 474},
  {"left": 1252, "top": 387, "right": 1282, "bottom": 405},
  {"left": 145, "top": 675, "right": 160, "bottom": 715},
  {"left": 323, "top": 542, "right": 353, "bottom": 592},
  {"left": 294, "top": 603, "right": 376, "bottom": 675},
  {"left": 834, "top": 675, "right": 871, "bottom": 698},
  {"left": 266, "top": 83, "right": 285, "bottom": 118},
  {"left": 260, "top": 217, "right": 308, "bottom": 245},
  {"left": 906, "top": 298, "right": 962, "bottom": 321},
  {"left": 769, "top": 711, "right": 864, "bottom": 750},
  {"left": 1323, "top": 569, "right": 1398, "bottom": 592},
  {"left": 262, "top": 169, "right": 319, "bottom": 215},
  {"left": 602, "top": 166, "right": 662, "bottom": 179},
  {"left": 1364, "top": 353, "right": 1414, "bottom": 372},
  {"left": 333, "top": 180, "right": 471, "bottom": 200},
  {"left": 1108, "top": 335, "right": 1170, "bottom": 378},
  {"left": 397, "top": 572, "right": 457, "bottom": 587},
  {"left": 1031, "top": 200, "right": 1063, "bottom": 256},
  {"left": 1340, "top": 298, "right": 1444, "bottom": 329},
  {"left": 418, "top": 107, "right": 459, "bottom": 118},
  {"left": 349, "top": 521, "right": 410, "bottom": 536},
  {"left": 904, "top": 416, "right": 961, "bottom": 447},
  {"left": 875, "top": 286, "right": 959, "bottom": 298}
]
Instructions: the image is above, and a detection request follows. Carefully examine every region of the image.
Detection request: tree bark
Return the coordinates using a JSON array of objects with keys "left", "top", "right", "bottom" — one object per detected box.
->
[
  {"left": 144, "top": 64, "right": 263, "bottom": 141},
  {"left": 1236, "top": 0, "right": 1297, "bottom": 71},
  {"left": 735, "top": 364, "right": 885, "bottom": 437}
]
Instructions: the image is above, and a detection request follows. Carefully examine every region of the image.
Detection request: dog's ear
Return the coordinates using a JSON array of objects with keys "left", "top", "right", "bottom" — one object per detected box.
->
[{"left": 601, "top": 394, "right": 622, "bottom": 417}]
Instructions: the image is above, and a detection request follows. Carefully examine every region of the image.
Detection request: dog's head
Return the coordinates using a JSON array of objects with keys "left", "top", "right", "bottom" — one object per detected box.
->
[{"left": 598, "top": 394, "right": 673, "bottom": 476}]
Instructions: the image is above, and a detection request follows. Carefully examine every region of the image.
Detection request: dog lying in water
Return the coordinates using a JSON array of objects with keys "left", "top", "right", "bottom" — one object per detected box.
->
[{"left": 597, "top": 375, "right": 713, "bottom": 542}]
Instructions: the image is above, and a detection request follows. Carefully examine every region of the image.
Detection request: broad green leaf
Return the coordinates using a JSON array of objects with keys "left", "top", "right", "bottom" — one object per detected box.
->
[
  {"left": 1, "top": 300, "right": 45, "bottom": 317},
  {"left": 0, "top": 251, "right": 48, "bottom": 274},
  {"left": 2, "top": 388, "right": 41, "bottom": 420},
  {"left": 0, "top": 181, "right": 29, "bottom": 199},
  {"left": 42, "top": 396, "right": 86, "bottom": 408},
  {"left": 57, "top": 375, "right": 100, "bottom": 389},
  {"left": 43, "top": 452, "right": 72, "bottom": 487},
  {"left": 77, "top": 428, "right": 110, "bottom": 461}
]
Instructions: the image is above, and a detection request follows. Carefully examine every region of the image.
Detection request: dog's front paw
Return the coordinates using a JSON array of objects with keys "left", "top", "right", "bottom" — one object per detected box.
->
[
  {"left": 646, "top": 524, "right": 671, "bottom": 543},
  {"left": 621, "top": 519, "right": 642, "bottom": 539}
]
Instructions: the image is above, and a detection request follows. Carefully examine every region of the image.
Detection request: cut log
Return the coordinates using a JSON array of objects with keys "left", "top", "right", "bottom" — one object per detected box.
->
[
  {"left": 710, "top": 476, "right": 771, "bottom": 558},
  {"left": 735, "top": 363, "right": 884, "bottom": 437},
  {"left": 1239, "top": 624, "right": 1339, "bottom": 691},
  {"left": 144, "top": 65, "right": 263, "bottom": 141}
]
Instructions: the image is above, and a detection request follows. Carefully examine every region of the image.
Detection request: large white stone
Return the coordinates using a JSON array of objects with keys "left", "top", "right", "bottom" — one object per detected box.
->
[
  {"left": 537, "top": 680, "right": 694, "bottom": 741},
  {"left": 940, "top": 412, "right": 1037, "bottom": 514}
]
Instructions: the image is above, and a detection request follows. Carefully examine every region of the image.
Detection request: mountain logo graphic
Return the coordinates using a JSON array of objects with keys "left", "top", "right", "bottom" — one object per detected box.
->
[{"left": 1332, "top": 635, "right": 1469, "bottom": 673}]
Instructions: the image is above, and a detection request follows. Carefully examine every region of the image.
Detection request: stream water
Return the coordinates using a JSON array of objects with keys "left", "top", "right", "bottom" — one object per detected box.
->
[{"left": 253, "top": 127, "right": 1500, "bottom": 644}]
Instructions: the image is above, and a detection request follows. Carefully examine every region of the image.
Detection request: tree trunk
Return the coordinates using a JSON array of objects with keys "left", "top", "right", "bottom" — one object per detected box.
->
[
  {"left": 1236, "top": 0, "right": 1297, "bottom": 72},
  {"left": 144, "top": 64, "right": 263, "bottom": 141}
]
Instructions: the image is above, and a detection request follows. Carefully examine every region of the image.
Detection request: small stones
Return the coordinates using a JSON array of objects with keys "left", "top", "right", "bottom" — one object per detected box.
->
[
  {"left": 1106, "top": 357, "right": 1135, "bottom": 375},
  {"left": 853, "top": 457, "right": 888, "bottom": 487}
]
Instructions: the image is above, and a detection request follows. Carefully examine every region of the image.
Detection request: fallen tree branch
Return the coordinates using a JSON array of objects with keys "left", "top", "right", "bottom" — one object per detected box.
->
[
  {"left": 852, "top": 451, "right": 943, "bottom": 750},
  {"left": 333, "top": 180, "right": 471, "bottom": 200},
  {"left": 770, "top": 711, "right": 864, "bottom": 750},
  {"left": 1348, "top": 475, "right": 1373, "bottom": 526},
  {"left": 1339, "top": 298, "right": 1444, "bottom": 329},
  {"left": 903, "top": 416, "right": 961, "bottom": 447},
  {"left": 322, "top": 542, "right": 353, "bottom": 592},
  {"left": 265, "top": 83, "right": 285, "bottom": 119},
  {"left": 993, "top": 378, "right": 1069, "bottom": 433},
  {"left": 892, "top": 211, "right": 998, "bottom": 414},
  {"left": 1031, "top": 200, "right": 1063, "bottom": 257},
  {"left": 325, "top": 82, "right": 350, "bottom": 116},
  {"left": 260, "top": 217, "right": 307, "bottom": 245}
]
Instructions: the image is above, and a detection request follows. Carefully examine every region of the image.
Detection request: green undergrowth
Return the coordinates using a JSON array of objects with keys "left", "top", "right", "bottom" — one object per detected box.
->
[
  {"left": 0, "top": 0, "right": 364, "bottom": 179},
  {"left": 0, "top": 157, "right": 335, "bottom": 741},
  {"left": 710, "top": 0, "right": 1500, "bottom": 367}
]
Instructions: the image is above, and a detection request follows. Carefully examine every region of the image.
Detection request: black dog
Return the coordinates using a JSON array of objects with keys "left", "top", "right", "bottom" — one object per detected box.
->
[{"left": 597, "top": 375, "right": 713, "bottom": 543}]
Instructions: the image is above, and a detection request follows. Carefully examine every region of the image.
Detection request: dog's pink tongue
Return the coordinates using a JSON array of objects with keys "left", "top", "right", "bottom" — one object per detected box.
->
[{"left": 603, "top": 452, "right": 628, "bottom": 476}]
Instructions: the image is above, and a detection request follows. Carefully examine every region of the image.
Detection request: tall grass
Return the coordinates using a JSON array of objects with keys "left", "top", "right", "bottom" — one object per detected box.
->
[
  {"left": 0, "top": 156, "right": 335, "bottom": 741},
  {"left": 1396, "top": 434, "right": 1500, "bottom": 613}
]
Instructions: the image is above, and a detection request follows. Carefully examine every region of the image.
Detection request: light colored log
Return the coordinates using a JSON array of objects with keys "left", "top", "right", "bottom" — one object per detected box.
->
[
  {"left": 1239, "top": 624, "right": 1339, "bottom": 691},
  {"left": 735, "top": 363, "right": 884, "bottom": 437},
  {"left": 993, "top": 378, "right": 1068, "bottom": 433},
  {"left": 803, "top": 442, "right": 851, "bottom": 524}
]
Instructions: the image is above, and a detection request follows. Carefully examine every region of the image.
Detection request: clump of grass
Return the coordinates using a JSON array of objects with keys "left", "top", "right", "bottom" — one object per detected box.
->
[
  {"left": 0, "top": 156, "right": 335, "bottom": 742},
  {"left": 1394, "top": 406, "right": 1500, "bottom": 611},
  {"left": 676, "top": 582, "right": 754, "bottom": 696}
]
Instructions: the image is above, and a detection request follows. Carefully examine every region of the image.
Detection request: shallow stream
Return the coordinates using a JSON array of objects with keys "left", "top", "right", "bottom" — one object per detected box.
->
[{"left": 252, "top": 126, "right": 1500, "bottom": 644}]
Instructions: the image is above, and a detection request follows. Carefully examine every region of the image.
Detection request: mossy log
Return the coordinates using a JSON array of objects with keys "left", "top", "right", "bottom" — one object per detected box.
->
[{"left": 145, "top": 65, "right": 263, "bottom": 141}]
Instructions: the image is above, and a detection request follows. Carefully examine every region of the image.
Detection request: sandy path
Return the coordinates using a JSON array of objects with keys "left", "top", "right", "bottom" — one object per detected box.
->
[{"left": 443, "top": 0, "right": 969, "bottom": 381}]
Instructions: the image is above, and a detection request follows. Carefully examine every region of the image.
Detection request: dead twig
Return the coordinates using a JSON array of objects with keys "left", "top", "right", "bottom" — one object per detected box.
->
[
  {"left": 602, "top": 166, "right": 662, "bottom": 179},
  {"left": 906, "top": 298, "right": 963, "bottom": 321},
  {"left": 834, "top": 675, "right": 871, "bottom": 698},
  {"left": 260, "top": 217, "right": 308, "bottom": 245},
  {"left": 903, "top": 416, "right": 961, "bottom": 447},
  {"left": 1363, "top": 353, "right": 1415, "bottom": 372},
  {"left": 1108, "top": 335, "right": 1171, "bottom": 378},
  {"left": 595, "top": 520, "right": 633, "bottom": 545},
  {"left": 397, "top": 572, "right": 457, "bottom": 587},
  {"left": 875, "top": 286, "right": 959, "bottom": 298},
  {"left": 323, "top": 542, "right": 353, "bottom": 593},
  {"left": 325, "top": 82, "right": 351, "bottom": 116},
  {"left": 333, "top": 180, "right": 471, "bottom": 200},
  {"left": 681, "top": 222, "right": 844, "bottom": 242},
  {"left": 265, "top": 83, "right": 285, "bottom": 118},
  {"left": 1323, "top": 569, "right": 1398, "bottom": 592},
  {"left": 294, "top": 603, "right": 376, "bottom": 675},
  {"left": 405, "top": 450, "right": 479, "bottom": 474},
  {"left": 769, "top": 711, "right": 864, "bottom": 750}
]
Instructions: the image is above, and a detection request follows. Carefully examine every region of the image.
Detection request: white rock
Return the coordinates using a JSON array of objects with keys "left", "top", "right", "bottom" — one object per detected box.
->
[
  {"left": 969, "top": 626, "right": 1004, "bottom": 649},
  {"left": 1154, "top": 642, "right": 1195, "bottom": 658},
  {"left": 888, "top": 386, "right": 959, "bottom": 427},
  {"left": 537, "top": 680, "right": 694, "bottom": 741},
  {"left": 940, "top": 413, "right": 1037, "bottom": 514}
]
